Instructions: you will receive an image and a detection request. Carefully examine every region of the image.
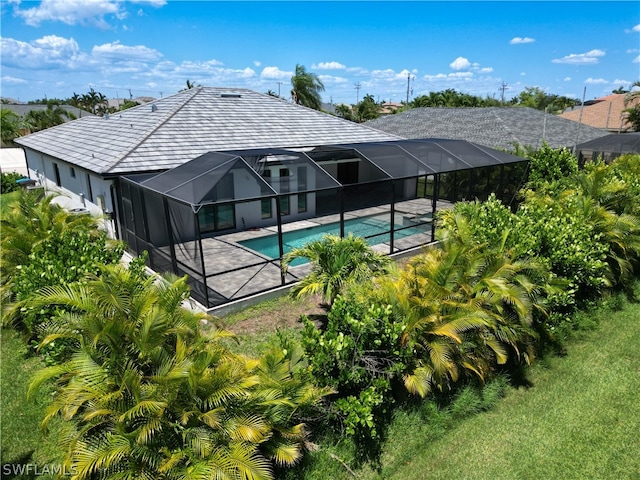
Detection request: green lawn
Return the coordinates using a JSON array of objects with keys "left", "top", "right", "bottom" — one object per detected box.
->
[
  {"left": 284, "top": 295, "right": 640, "bottom": 480},
  {"left": 0, "top": 329, "right": 65, "bottom": 478}
]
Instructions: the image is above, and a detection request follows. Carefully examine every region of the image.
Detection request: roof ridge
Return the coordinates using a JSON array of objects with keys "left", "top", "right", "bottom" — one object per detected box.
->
[
  {"left": 491, "top": 108, "right": 524, "bottom": 146},
  {"left": 105, "top": 87, "right": 202, "bottom": 173}
]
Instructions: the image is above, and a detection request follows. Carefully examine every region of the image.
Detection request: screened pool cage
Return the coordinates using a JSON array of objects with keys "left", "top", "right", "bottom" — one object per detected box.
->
[
  {"left": 118, "top": 139, "right": 528, "bottom": 309},
  {"left": 575, "top": 132, "right": 640, "bottom": 166}
]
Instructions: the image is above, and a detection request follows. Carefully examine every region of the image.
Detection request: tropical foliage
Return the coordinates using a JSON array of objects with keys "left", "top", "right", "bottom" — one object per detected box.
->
[
  {"left": 0, "top": 171, "right": 24, "bottom": 194},
  {"left": 0, "top": 191, "right": 104, "bottom": 286},
  {"left": 24, "top": 104, "right": 75, "bottom": 132},
  {"left": 410, "top": 89, "right": 502, "bottom": 108},
  {"left": 0, "top": 108, "right": 24, "bottom": 146},
  {"left": 281, "top": 234, "right": 391, "bottom": 306},
  {"left": 290, "top": 64, "right": 325, "bottom": 110},
  {"left": 23, "top": 264, "right": 328, "bottom": 480},
  {"left": 69, "top": 88, "right": 109, "bottom": 115}
]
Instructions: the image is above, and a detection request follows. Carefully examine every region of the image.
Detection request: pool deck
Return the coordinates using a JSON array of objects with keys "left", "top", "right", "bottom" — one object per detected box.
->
[{"left": 173, "top": 197, "right": 452, "bottom": 307}]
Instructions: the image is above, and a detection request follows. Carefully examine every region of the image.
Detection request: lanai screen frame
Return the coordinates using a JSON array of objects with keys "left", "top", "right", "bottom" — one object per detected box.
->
[{"left": 118, "top": 139, "right": 528, "bottom": 308}]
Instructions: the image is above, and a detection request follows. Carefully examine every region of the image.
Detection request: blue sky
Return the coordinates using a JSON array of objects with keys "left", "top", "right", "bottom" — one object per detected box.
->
[{"left": 1, "top": 1, "right": 639, "bottom": 104}]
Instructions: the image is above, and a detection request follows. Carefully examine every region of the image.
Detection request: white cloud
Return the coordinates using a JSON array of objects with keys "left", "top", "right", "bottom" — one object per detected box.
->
[
  {"left": 312, "top": 61, "right": 346, "bottom": 70},
  {"left": 479, "top": 67, "right": 494, "bottom": 73},
  {"left": 253, "top": 60, "right": 261, "bottom": 67},
  {"left": 552, "top": 49, "right": 605, "bottom": 65},
  {"left": 564, "top": 77, "right": 571, "bottom": 81},
  {"left": 450, "top": 57, "right": 471, "bottom": 70},
  {"left": 627, "top": 48, "right": 639, "bottom": 53},
  {"left": 585, "top": 78, "right": 608, "bottom": 84},
  {"left": 633, "top": 24, "right": 640, "bottom": 32},
  {"left": 423, "top": 71, "right": 474, "bottom": 81},
  {"left": 260, "top": 66, "right": 291, "bottom": 79},
  {"left": 510, "top": 37, "right": 535, "bottom": 44},
  {"left": 318, "top": 75, "right": 349, "bottom": 85},
  {"left": 0, "top": 35, "right": 86, "bottom": 69},
  {"left": 13, "top": 0, "right": 165, "bottom": 28},
  {"left": 520, "top": 72, "right": 526, "bottom": 76},
  {"left": 634, "top": 55, "right": 640, "bottom": 64},
  {"left": 1, "top": 75, "right": 27, "bottom": 84},
  {"left": 92, "top": 41, "right": 162, "bottom": 62}
]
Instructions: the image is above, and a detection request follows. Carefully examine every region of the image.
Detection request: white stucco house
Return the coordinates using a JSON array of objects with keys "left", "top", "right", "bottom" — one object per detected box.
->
[{"left": 15, "top": 87, "right": 398, "bottom": 238}]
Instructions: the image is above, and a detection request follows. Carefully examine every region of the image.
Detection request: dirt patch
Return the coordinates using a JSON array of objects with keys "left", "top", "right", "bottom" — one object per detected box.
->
[{"left": 218, "top": 294, "right": 328, "bottom": 336}]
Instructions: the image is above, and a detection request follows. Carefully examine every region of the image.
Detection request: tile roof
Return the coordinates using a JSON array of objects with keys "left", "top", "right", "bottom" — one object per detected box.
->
[
  {"left": 364, "top": 107, "right": 609, "bottom": 150},
  {"left": 15, "top": 87, "right": 399, "bottom": 175},
  {"left": 558, "top": 94, "right": 632, "bottom": 132}
]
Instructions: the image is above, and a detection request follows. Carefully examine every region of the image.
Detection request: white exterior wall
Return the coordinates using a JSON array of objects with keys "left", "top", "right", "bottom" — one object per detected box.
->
[
  {"left": 231, "top": 165, "right": 319, "bottom": 230},
  {"left": 23, "top": 147, "right": 117, "bottom": 237}
]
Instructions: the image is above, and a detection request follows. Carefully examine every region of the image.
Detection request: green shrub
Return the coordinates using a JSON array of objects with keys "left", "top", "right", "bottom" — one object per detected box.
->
[
  {"left": 0, "top": 171, "right": 24, "bottom": 194},
  {"left": 11, "top": 229, "right": 124, "bottom": 362},
  {"left": 438, "top": 193, "right": 538, "bottom": 259},
  {"left": 527, "top": 143, "right": 578, "bottom": 188},
  {"left": 300, "top": 294, "right": 409, "bottom": 453}
]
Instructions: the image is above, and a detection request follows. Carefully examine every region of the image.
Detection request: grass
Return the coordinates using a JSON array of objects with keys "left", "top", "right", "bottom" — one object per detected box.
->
[
  {"left": 0, "top": 190, "right": 22, "bottom": 214},
  {"left": 0, "top": 328, "right": 66, "bottom": 479},
  {"left": 272, "top": 293, "right": 640, "bottom": 480}
]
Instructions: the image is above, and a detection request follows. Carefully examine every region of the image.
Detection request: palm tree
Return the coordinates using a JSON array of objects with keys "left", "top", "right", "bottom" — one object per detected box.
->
[
  {"left": 335, "top": 103, "right": 355, "bottom": 121},
  {"left": 290, "top": 64, "right": 325, "bottom": 110},
  {"left": 25, "top": 264, "right": 327, "bottom": 479},
  {"left": 378, "top": 225, "right": 549, "bottom": 397},
  {"left": 624, "top": 80, "right": 640, "bottom": 106},
  {"left": 24, "top": 104, "right": 72, "bottom": 132},
  {"left": 568, "top": 164, "right": 640, "bottom": 284},
  {"left": 281, "top": 234, "right": 391, "bottom": 306},
  {"left": 0, "top": 108, "right": 23, "bottom": 146},
  {"left": 355, "top": 94, "right": 380, "bottom": 122},
  {"left": 622, "top": 105, "right": 640, "bottom": 132}
]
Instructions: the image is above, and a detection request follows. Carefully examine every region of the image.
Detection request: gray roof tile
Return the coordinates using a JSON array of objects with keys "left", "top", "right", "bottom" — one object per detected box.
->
[
  {"left": 364, "top": 107, "right": 609, "bottom": 150},
  {"left": 16, "top": 87, "right": 398, "bottom": 175}
]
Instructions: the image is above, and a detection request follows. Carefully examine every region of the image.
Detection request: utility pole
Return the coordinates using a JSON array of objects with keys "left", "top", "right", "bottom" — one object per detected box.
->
[
  {"left": 499, "top": 82, "right": 508, "bottom": 104},
  {"left": 406, "top": 73, "right": 411, "bottom": 106},
  {"left": 277, "top": 81, "right": 283, "bottom": 97},
  {"left": 354, "top": 82, "right": 361, "bottom": 104},
  {"left": 573, "top": 86, "right": 587, "bottom": 153}
]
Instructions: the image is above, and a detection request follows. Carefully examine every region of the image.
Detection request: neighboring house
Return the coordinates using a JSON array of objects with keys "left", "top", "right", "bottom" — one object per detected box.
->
[
  {"left": 559, "top": 94, "right": 631, "bottom": 133},
  {"left": 378, "top": 101, "right": 403, "bottom": 114},
  {"left": 365, "top": 107, "right": 609, "bottom": 150},
  {"left": 15, "top": 87, "right": 399, "bottom": 237},
  {"left": 2, "top": 103, "right": 94, "bottom": 120},
  {"left": 107, "top": 96, "right": 155, "bottom": 110},
  {"left": 0, "top": 148, "right": 28, "bottom": 176}
]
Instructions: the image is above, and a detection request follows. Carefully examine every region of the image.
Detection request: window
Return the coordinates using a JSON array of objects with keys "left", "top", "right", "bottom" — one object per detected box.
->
[
  {"left": 53, "top": 163, "right": 61, "bottom": 187},
  {"left": 86, "top": 173, "right": 94, "bottom": 201},
  {"left": 297, "top": 166, "right": 308, "bottom": 213},
  {"left": 198, "top": 204, "right": 236, "bottom": 232},
  {"left": 297, "top": 194, "right": 307, "bottom": 213},
  {"left": 70, "top": 167, "right": 76, "bottom": 178},
  {"left": 261, "top": 198, "right": 272, "bottom": 219},
  {"left": 280, "top": 196, "right": 290, "bottom": 216}
]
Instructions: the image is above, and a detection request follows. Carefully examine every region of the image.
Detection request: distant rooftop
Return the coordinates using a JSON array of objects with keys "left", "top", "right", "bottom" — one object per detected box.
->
[
  {"left": 365, "top": 107, "right": 608, "bottom": 150},
  {"left": 559, "top": 94, "right": 632, "bottom": 132}
]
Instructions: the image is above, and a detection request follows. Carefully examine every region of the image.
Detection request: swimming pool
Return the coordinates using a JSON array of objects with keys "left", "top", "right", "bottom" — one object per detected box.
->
[{"left": 238, "top": 216, "right": 428, "bottom": 265}]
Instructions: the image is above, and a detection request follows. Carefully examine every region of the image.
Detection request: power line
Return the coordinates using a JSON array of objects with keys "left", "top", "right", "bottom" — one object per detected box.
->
[
  {"left": 499, "top": 82, "right": 509, "bottom": 104},
  {"left": 354, "top": 82, "right": 361, "bottom": 104}
]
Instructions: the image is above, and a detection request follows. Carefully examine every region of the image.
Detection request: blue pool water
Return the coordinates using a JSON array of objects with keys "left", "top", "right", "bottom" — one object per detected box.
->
[{"left": 238, "top": 216, "right": 427, "bottom": 265}]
